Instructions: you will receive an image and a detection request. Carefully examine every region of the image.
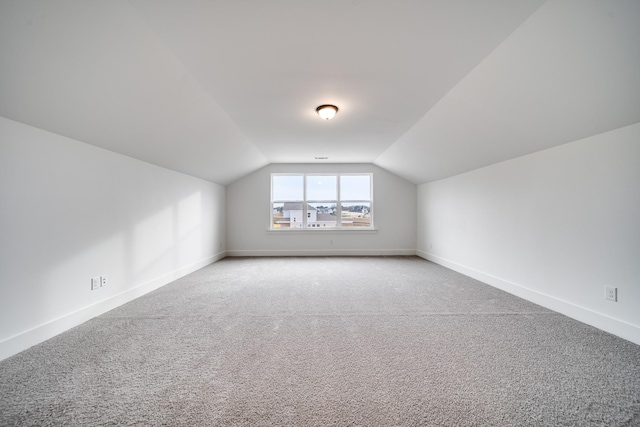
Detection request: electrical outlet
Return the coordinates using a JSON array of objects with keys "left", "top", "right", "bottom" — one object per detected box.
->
[
  {"left": 91, "top": 277, "right": 100, "bottom": 291},
  {"left": 100, "top": 275, "right": 108, "bottom": 287},
  {"left": 605, "top": 286, "right": 617, "bottom": 302}
]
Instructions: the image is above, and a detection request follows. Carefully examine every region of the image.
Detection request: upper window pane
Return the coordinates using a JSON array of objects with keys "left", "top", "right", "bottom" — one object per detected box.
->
[
  {"left": 272, "top": 175, "right": 303, "bottom": 200},
  {"left": 306, "top": 176, "right": 337, "bottom": 200},
  {"left": 340, "top": 175, "right": 371, "bottom": 200}
]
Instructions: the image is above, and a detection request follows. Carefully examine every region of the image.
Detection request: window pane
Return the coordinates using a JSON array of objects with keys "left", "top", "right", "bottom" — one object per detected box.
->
[
  {"left": 272, "top": 175, "right": 303, "bottom": 200},
  {"left": 306, "top": 176, "right": 337, "bottom": 200},
  {"left": 341, "top": 202, "right": 371, "bottom": 227},
  {"left": 340, "top": 175, "right": 371, "bottom": 200},
  {"left": 271, "top": 203, "right": 288, "bottom": 228},
  {"left": 281, "top": 201, "right": 305, "bottom": 228},
  {"left": 308, "top": 203, "right": 337, "bottom": 228}
]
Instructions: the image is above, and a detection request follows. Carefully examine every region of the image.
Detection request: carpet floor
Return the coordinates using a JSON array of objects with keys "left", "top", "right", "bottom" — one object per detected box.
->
[{"left": 1, "top": 256, "right": 639, "bottom": 426}]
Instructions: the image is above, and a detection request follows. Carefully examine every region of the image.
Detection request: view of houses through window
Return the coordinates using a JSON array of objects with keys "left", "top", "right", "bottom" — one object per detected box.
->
[{"left": 271, "top": 173, "right": 372, "bottom": 229}]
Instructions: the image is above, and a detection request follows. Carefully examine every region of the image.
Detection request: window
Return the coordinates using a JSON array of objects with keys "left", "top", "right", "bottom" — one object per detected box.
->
[{"left": 271, "top": 173, "right": 373, "bottom": 230}]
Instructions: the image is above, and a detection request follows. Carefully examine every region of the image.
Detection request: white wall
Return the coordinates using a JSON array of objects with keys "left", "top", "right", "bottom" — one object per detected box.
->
[
  {"left": 0, "top": 117, "right": 227, "bottom": 360},
  {"left": 417, "top": 122, "right": 640, "bottom": 344},
  {"left": 227, "top": 163, "right": 416, "bottom": 256}
]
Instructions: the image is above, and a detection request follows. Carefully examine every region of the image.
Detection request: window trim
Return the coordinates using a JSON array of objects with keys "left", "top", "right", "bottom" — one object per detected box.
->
[{"left": 270, "top": 173, "right": 373, "bottom": 231}]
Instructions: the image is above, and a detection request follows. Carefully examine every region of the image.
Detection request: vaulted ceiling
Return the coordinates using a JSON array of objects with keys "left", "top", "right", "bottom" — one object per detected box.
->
[{"left": 1, "top": 1, "right": 639, "bottom": 185}]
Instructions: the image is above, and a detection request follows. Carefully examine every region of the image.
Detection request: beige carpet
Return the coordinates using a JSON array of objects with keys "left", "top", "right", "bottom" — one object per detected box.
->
[{"left": 1, "top": 256, "right": 639, "bottom": 426}]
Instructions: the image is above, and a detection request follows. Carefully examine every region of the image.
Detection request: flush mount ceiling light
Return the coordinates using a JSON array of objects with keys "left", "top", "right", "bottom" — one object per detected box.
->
[{"left": 316, "top": 104, "right": 338, "bottom": 120}]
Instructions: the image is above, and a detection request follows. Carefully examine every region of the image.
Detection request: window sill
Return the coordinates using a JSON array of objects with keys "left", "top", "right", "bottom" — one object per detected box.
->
[{"left": 267, "top": 228, "right": 378, "bottom": 235}]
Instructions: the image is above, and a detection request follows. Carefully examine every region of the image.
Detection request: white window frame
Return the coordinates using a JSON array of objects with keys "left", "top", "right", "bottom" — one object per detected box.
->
[{"left": 270, "top": 173, "right": 373, "bottom": 231}]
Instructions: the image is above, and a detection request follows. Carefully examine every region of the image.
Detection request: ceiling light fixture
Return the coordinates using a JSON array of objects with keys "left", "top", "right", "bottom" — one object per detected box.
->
[{"left": 316, "top": 104, "right": 338, "bottom": 120}]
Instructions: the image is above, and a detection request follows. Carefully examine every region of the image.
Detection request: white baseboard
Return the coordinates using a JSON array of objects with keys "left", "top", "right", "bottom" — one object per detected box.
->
[
  {"left": 227, "top": 249, "right": 417, "bottom": 257},
  {"left": 0, "top": 251, "right": 227, "bottom": 362},
  {"left": 417, "top": 250, "right": 640, "bottom": 346}
]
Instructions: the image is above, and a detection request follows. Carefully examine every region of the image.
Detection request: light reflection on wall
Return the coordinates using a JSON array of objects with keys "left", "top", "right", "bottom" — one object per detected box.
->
[
  {"left": 133, "top": 206, "right": 174, "bottom": 275},
  {"left": 178, "top": 192, "right": 202, "bottom": 239}
]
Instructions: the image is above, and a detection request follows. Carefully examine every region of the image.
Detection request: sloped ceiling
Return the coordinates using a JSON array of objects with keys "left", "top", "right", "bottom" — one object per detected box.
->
[{"left": 1, "top": 1, "right": 638, "bottom": 185}]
